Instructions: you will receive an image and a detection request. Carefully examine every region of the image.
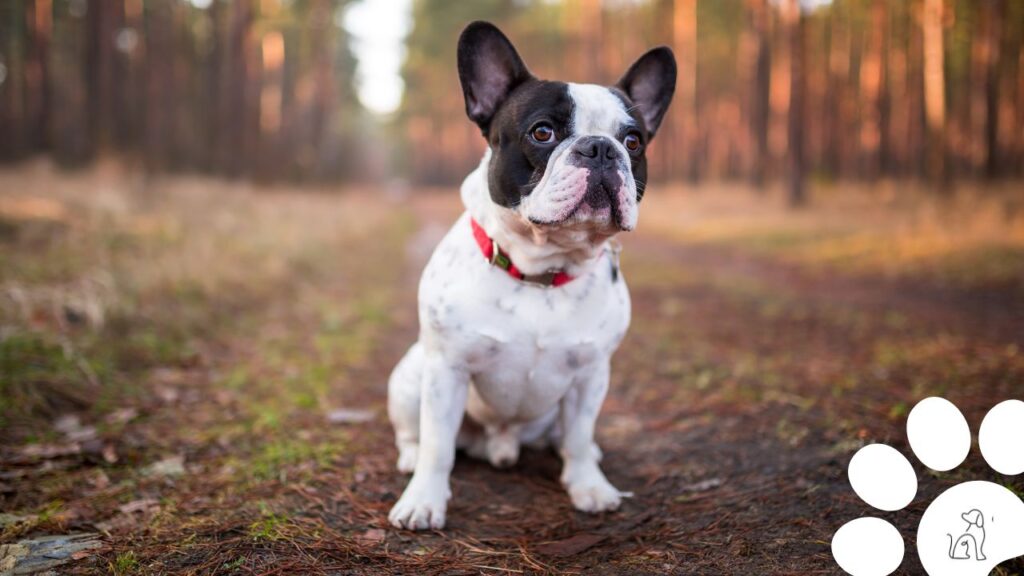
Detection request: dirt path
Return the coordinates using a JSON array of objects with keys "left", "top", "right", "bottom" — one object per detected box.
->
[{"left": 3, "top": 183, "right": 1023, "bottom": 575}]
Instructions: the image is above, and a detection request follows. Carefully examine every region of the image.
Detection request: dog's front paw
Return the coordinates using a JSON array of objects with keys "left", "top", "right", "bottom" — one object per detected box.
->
[
  {"left": 562, "top": 462, "right": 622, "bottom": 513},
  {"left": 568, "top": 476, "right": 622, "bottom": 513},
  {"left": 388, "top": 477, "right": 450, "bottom": 530}
]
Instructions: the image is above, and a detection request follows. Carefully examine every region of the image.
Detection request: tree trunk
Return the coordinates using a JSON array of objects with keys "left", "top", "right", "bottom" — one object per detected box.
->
[
  {"left": 0, "top": 1, "right": 27, "bottom": 158},
  {"left": 25, "top": 0, "right": 52, "bottom": 152},
  {"left": 49, "top": 0, "right": 92, "bottom": 165},
  {"left": 922, "top": 0, "right": 947, "bottom": 187},
  {"left": 86, "top": 0, "right": 123, "bottom": 152},
  {"left": 309, "top": 0, "right": 336, "bottom": 180},
  {"left": 674, "top": 0, "right": 698, "bottom": 182},
  {"left": 785, "top": 0, "right": 805, "bottom": 206},
  {"left": 983, "top": 0, "right": 1005, "bottom": 178},
  {"left": 823, "top": 9, "right": 850, "bottom": 179},
  {"left": 143, "top": 0, "right": 175, "bottom": 171},
  {"left": 747, "top": 0, "right": 771, "bottom": 188},
  {"left": 886, "top": 3, "right": 909, "bottom": 176},
  {"left": 216, "top": 0, "right": 253, "bottom": 176},
  {"left": 860, "top": 0, "right": 887, "bottom": 180}
]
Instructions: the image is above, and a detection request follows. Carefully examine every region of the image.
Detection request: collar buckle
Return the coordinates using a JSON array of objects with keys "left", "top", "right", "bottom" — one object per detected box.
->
[{"left": 489, "top": 238, "right": 511, "bottom": 269}]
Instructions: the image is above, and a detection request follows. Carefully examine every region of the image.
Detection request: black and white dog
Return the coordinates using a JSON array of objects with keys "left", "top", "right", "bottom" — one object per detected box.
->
[{"left": 387, "top": 21, "right": 676, "bottom": 530}]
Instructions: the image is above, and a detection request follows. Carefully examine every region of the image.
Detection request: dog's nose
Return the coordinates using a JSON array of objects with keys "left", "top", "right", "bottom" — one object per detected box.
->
[{"left": 572, "top": 136, "right": 618, "bottom": 167}]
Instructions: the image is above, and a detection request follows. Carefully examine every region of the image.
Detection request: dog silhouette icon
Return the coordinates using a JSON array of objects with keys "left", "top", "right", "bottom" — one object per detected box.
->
[{"left": 948, "top": 509, "right": 987, "bottom": 561}]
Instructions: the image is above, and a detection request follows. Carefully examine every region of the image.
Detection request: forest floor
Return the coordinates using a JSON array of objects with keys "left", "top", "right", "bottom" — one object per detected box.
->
[{"left": 2, "top": 162, "right": 1024, "bottom": 575}]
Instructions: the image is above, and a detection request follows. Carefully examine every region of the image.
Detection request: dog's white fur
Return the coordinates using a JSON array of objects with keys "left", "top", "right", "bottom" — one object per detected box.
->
[{"left": 387, "top": 84, "right": 636, "bottom": 530}]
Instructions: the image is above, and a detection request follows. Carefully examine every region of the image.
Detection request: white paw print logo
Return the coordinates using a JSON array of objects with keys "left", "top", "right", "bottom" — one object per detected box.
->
[{"left": 832, "top": 397, "right": 1024, "bottom": 576}]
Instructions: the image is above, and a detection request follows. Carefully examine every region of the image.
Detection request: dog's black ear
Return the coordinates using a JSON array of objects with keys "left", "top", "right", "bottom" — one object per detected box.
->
[
  {"left": 615, "top": 47, "right": 677, "bottom": 139},
  {"left": 457, "top": 21, "right": 532, "bottom": 135}
]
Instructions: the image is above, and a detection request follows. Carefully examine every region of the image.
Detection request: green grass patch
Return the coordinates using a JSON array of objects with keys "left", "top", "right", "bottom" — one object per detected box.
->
[
  {"left": 109, "top": 551, "right": 139, "bottom": 575},
  {"left": 221, "top": 556, "right": 246, "bottom": 571},
  {"left": 248, "top": 437, "right": 345, "bottom": 482},
  {"left": 0, "top": 333, "right": 95, "bottom": 425},
  {"left": 248, "top": 511, "right": 288, "bottom": 542}
]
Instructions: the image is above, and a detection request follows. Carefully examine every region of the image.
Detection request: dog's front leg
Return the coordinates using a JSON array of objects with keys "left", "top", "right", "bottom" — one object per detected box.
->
[
  {"left": 559, "top": 360, "right": 622, "bottom": 513},
  {"left": 388, "top": 352, "right": 468, "bottom": 530}
]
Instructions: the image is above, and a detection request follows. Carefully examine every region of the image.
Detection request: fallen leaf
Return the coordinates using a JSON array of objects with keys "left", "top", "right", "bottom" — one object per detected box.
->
[
  {"left": 53, "top": 415, "right": 97, "bottom": 442},
  {"left": 95, "top": 515, "right": 136, "bottom": 534},
  {"left": 53, "top": 414, "right": 81, "bottom": 435},
  {"left": 89, "top": 471, "right": 111, "bottom": 490},
  {"left": 104, "top": 408, "right": 138, "bottom": 425},
  {"left": 19, "top": 443, "right": 81, "bottom": 460},
  {"left": 534, "top": 533, "right": 607, "bottom": 557},
  {"left": 118, "top": 498, "right": 160, "bottom": 515},
  {"left": 66, "top": 427, "right": 97, "bottom": 442},
  {"left": 326, "top": 408, "right": 375, "bottom": 425},
  {"left": 154, "top": 386, "right": 180, "bottom": 404},
  {"left": 71, "top": 548, "right": 99, "bottom": 560},
  {"left": 679, "top": 477, "right": 724, "bottom": 493},
  {"left": 355, "top": 528, "right": 386, "bottom": 545},
  {"left": 143, "top": 455, "right": 185, "bottom": 477}
]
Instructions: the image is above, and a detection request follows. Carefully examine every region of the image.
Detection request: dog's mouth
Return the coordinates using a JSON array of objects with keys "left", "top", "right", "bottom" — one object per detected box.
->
[
  {"left": 530, "top": 200, "right": 625, "bottom": 231},
  {"left": 528, "top": 179, "right": 632, "bottom": 231}
]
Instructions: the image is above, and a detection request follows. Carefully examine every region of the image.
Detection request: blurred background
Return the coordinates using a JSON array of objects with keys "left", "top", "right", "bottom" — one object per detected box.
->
[
  {"left": 2, "top": 2, "right": 1024, "bottom": 574},
  {"left": 1, "top": 0, "right": 1022, "bottom": 191}
]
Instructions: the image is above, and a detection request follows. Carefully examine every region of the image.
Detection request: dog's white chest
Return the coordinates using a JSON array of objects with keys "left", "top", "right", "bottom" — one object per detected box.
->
[
  {"left": 466, "top": 307, "right": 611, "bottom": 422},
  {"left": 419, "top": 214, "right": 630, "bottom": 424}
]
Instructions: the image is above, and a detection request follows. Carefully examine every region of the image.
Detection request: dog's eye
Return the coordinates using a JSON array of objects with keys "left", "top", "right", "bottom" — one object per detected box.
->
[
  {"left": 530, "top": 124, "right": 555, "bottom": 144},
  {"left": 623, "top": 133, "right": 642, "bottom": 152}
]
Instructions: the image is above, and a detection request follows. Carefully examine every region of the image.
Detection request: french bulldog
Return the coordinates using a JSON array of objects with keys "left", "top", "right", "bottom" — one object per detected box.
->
[{"left": 387, "top": 21, "right": 676, "bottom": 530}]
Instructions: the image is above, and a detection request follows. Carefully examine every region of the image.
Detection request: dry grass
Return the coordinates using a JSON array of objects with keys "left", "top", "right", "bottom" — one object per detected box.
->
[
  {"left": 642, "top": 180, "right": 1024, "bottom": 289},
  {"left": 0, "top": 160, "right": 408, "bottom": 432},
  {"left": 0, "top": 160, "right": 396, "bottom": 327}
]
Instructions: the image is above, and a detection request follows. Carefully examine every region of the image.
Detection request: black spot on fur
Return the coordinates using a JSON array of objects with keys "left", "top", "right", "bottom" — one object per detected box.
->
[
  {"left": 486, "top": 80, "right": 574, "bottom": 208},
  {"left": 457, "top": 22, "right": 532, "bottom": 134},
  {"left": 615, "top": 47, "right": 677, "bottom": 137}
]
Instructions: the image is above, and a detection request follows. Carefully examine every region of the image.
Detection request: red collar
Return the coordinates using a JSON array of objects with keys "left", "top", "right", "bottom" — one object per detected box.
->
[{"left": 470, "top": 218, "right": 575, "bottom": 287}]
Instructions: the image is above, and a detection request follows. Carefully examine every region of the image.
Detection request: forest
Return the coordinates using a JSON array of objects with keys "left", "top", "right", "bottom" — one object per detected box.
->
[
  {"left": 1, "top": 0, "right": 1022, "bottom": 193},
  {"left": 0, "top": 0, "right": 363, "bottom": 181},
  {"left": 3, "top": 2, "right": 1024, "bottom": 575}
]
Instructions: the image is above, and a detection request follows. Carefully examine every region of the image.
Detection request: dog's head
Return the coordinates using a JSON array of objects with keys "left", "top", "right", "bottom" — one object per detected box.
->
[
  {"left": 458, "top": 21, "right": 676, "bottom": 234},
  {"left": 961, "top": 509, "right": 984, "bottom": 528}
]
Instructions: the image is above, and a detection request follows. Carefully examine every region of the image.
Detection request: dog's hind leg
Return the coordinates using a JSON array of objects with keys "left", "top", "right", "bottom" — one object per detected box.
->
[
  {"left": 388, "top": 343, "right": 424, "bottom": 474},
  {"left": 388, "top": 350, "right": 469, "bottom": 530},
  {"left": 524, "top": 409, "right": 601, "bottom": 461}
]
